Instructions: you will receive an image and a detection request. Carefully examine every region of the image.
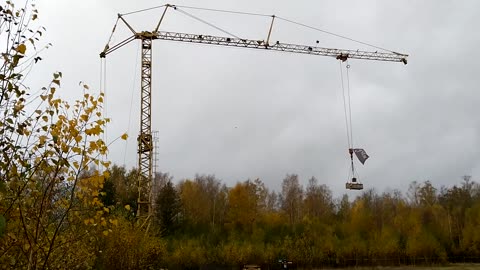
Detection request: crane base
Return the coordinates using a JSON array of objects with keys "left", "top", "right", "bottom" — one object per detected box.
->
[{"left": 346, "top": 182, "right": 364, "bottom": 190}]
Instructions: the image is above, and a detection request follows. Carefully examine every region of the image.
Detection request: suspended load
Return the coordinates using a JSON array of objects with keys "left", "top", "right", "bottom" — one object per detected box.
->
[
  {"left": 345, "top": 148, "right": 369, "bottom": 190},
  {"left": 346, "top": 177, "right": 363, "bottom": 190}
]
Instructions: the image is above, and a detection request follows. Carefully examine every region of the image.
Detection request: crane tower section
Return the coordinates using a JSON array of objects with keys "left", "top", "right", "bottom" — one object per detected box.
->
[{"left": 137, "top": 34, "right": 154, "bottom": 217}]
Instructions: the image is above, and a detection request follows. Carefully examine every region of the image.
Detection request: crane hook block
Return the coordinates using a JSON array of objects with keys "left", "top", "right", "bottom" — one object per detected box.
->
[{"left": 336, "top": 53, "right": 349, "bottom": 62}]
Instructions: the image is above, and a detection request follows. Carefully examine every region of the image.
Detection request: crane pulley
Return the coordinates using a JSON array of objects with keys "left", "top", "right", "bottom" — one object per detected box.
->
[{"left": 100, "top": 4, "right": 408, "bottom": 220}]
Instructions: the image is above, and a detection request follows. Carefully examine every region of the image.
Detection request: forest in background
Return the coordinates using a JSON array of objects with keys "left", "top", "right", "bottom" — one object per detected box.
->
[
  {"left": 93, "top": 166, "right": 480, "bottom": 269},
  {"left": 1, "top": 1, "right": 480, "bottom": 269}
]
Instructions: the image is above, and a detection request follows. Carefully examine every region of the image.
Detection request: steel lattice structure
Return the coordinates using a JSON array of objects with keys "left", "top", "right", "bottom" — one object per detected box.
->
[
  {"left": 100, "top": 8, "right": 408, "bottom": 221},
  {"left": 136, "top": 36, "right": 153, "bottom": 217},
  {"left": 103, "top": 30, "right": 408, "bottom": 64}
]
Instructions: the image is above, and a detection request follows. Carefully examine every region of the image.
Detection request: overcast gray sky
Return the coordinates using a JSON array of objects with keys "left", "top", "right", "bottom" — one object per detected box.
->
[{"left": 31, "top": 0, "right": 480, "bottom": 197}]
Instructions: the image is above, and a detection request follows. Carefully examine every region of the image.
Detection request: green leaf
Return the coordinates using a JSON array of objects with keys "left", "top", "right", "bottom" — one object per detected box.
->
[
  {"left": 0, "top": 181, "right": 6, "bottom": 194},
  {"left": 12, "top": 55, "right": 21, "bottom": 67},
  {"left": 0, "top": 215, "right": 5, "bottom": 237}
]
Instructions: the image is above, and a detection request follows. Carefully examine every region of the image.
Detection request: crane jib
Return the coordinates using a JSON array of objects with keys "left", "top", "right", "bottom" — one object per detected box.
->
[
  {"left": 102, "top": 30, "right": 408, "bottom": 64},
  {"left": 120, "top": 31, "right": 408, "bottom": 64}
]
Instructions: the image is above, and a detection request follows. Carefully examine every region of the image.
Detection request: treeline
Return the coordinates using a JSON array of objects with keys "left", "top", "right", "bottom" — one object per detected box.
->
[{"left": 97, "top": 165, "right": 480, "bottom": 269}]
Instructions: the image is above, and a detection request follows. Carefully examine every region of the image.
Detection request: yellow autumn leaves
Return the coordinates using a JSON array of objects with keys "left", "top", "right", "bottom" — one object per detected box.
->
[{"left": 16, "top": 43, "right": 27, "bottom": 54}]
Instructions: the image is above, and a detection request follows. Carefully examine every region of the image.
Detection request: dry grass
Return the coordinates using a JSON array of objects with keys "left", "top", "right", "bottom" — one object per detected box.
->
[{"left": 315, "top": 264, "right": 480, "bottom": 270}]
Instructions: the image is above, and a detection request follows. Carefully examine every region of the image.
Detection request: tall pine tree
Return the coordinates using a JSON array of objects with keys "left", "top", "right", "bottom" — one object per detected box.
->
[{"left": 156, "top": 181, "right": 181, "bottom": 236}]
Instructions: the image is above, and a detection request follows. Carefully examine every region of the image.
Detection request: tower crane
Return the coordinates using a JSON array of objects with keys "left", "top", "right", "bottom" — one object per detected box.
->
[{"left": 100, "top": 4, "right": 408, "bottom": 220}]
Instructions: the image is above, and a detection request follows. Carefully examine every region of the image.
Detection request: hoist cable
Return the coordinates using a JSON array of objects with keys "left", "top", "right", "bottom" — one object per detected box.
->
[
  {"left": 123, "top": 42, "right": 141, "bottom": 166},
  {"left": 351, "top": 158, "right": 355, "bottom": 177},
  {"left": 98, "top": 58, "right": 109, "bottom": 162},
  {"left": 339, "top": 61, "right": 351, "bottom": 149},
  {"left": 346, "top": 63, "right": 360, "bottom": 181},
  {"left": 99, "top": 59, "right": 103, "bottom": 93},
  {"left": 173, "top": 7, "right": 242, "bottom": 39},
  {"left": 345, "top": 61, "right": 354, "bottom": 149},
  {"left": 99, "top": 58, "right": 107, "bottom": 168},
  {"left": 340, "top": 61, "right": 360, "bottom": 182}
]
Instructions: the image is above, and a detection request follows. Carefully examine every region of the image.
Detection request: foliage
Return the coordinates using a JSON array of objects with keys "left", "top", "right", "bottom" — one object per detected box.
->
[
  {"left": 97, "top": 217, "right": 168, "bottom": 270},
  {"left": 0, "top": 66, "right": 112, "bottom": 268},
  {"left": 177, "top": 174, "right": 228, "bottom": 234},
  {"left": 281, "top": 174, "right": 303, "bottom": 226},
  {"left": 100, "top": 169, "right": 480, "bottom": 268},
  {"left": 0, "top": 1, "right": 119, "bottom": 268},
  {"left": 227, "top": 180, "right": 261, "bottom": 233},
  {"left": 155, "top": 180, "right": 181, "bottom": 236}
]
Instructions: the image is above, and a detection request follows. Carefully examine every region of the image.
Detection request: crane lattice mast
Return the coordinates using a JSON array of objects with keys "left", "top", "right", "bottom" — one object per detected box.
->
[{"left": 100, "top": 4, "right": 408, "bottom": 221}]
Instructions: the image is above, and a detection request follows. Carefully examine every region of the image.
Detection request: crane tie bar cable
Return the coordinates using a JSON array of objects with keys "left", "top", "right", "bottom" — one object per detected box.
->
[
  {"left": 116, "top": 4, "right": 407, "bottom": 56},
  {"left": 276, "top": 16, "right": 396, "bottom": 53},
  {"left": 121, "top": 5, "right": 167, "bottom": 16},
  {"left": 173, "top": 5, "right": 272, "bottom": 18},
  {"left": 173, "top": 7, "right": 242, "bottom": 39}
]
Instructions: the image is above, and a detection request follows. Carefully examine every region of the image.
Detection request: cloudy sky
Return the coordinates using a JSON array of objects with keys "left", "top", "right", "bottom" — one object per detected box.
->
[{"left": 30, "top": 0, "right": 480, "bottom": 197}]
